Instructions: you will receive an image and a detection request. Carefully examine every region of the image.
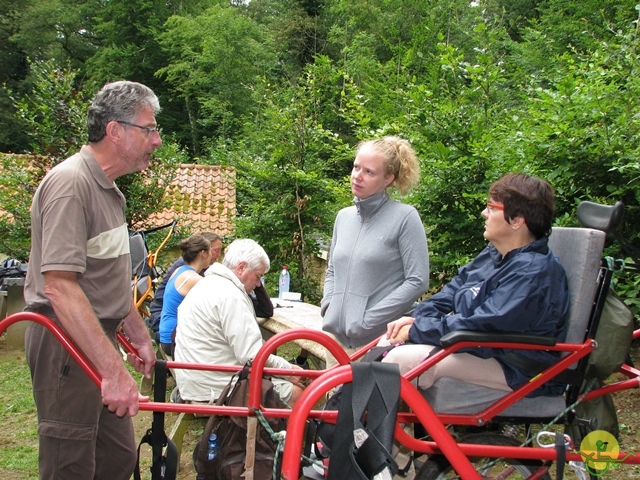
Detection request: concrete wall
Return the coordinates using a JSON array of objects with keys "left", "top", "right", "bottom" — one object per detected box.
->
[{"left": 1, "top": 279, "right": 27, "bottom": 348}]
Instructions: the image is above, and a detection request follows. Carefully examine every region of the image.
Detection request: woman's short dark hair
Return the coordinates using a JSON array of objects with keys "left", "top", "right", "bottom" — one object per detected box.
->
[{"left": 489, "top": 173, "right": 555, "bottom": 239}]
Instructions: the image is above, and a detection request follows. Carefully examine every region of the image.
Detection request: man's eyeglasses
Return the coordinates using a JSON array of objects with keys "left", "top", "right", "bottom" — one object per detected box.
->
[
  {"left": 486, "top": 203, "right": 504, "bottom": 212},
  {"left": 116, "top": 120, "right": 159, "bottom": 135}
]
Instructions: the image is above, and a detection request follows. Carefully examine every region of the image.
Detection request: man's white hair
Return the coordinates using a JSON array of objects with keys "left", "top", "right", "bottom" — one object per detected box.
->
[{"left": 222, "top": 239, "right": 270, "bottom": 273}]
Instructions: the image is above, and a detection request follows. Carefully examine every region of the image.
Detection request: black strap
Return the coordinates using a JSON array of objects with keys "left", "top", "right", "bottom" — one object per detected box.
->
[
  {"left": 302, "top": 418, "right": 318, "bottom": 467},
  {"left": 135, "top": 429, "right": 153, "bottom": 480},
  {"left": 360, "top": 344, "right": 397, "bottom": 362},
  {"left": 134, "top": 360, "right": 177, "bottom": 480},
  {"left": 351, "top": 363, "right": 397, "bottom": 443},
  {"left": 555, "top": 432, "right": 565, "bottom": 480},
  {"left": 150, "top": 360, "right": 168, "bottom": 479},
  {"left": 396, "top": 455, "right": 414, "bottom": 477},
  {"left": 327, "top": 362, "right": 400, "bottom": 480},
  {"left": 352, "top": 362, "right": 400, "bottom": 478},
  {"left": 134, "top": 220, "right": 176, "bottom": 236}
]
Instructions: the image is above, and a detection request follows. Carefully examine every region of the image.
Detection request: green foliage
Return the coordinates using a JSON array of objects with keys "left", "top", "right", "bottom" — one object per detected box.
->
[
  {"left": 485, "top": 14, "right": 640, "bottom": 242},
  {"left": 0, "top": 154, "right": 45, "bottom": 260},
  {"left": 214, "top": 63, "right": 353, "bottom": 303},
  {"left": 0, "top": 60, "right": 84, "bottom": 260},
  {"left": 0, "top": 58, "right": 188, "bottom": 260},
  {"left": 247, "top": 0, "right": 328, "bottom": 79},
  {"left": 0, "top": 350, "right": 38, "bottom": 478},
  {"left": 401, "top": 21, "right": 520, "bottom": 283},
  {"left": 157, "top": 4, "right": 277, "bottom": 154},
  {"left": 8, "top": 0, "right": 99, "bottom": 70},
  {"left": 87, "top": 0, "right": 170, "bottom": 82},
  {"left": 10, "top": 59, "right": 92, "bottom": 165},
  {"left": 83, "top": 0, "right": 197, "bottom": 162},
  {"left": 2, "top": 0, "right": 640, "bottom": 310},
  {"left": 613, "top": 265, "right": 640, "bottom": 319},
  {"left": 117, "top": 138, "right": 186, "bottom": 231},
  {"left": 0, "top": 0, "right": 31, "bottom": 154}
]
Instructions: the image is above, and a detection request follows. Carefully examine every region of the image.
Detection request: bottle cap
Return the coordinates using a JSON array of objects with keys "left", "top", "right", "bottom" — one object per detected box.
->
[{"left": 209, "top": 433, "right": 217, "bottom": 441}]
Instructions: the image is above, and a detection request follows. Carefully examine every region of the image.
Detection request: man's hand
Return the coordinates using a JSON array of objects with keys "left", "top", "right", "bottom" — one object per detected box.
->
[
  {"left": 286, "top": 364, "right": 306, "bottom": 388},
  {"left": 126, "top": 351, "right": 153, "bottom": 379},
  {"left": 101, "top": 368, "right": 148, "bottom": 417},
  {"left": 127, "top": 340, "right": 155, "bottom": 379},
  {"left": 43, "top": 271, "right": 149, "bottom": 416},
  {"left": 386, "top": 316, "right": 415, "bottom": 344},
  {"left": 122, "top": 298, "right": 156, "bottom": 379}
]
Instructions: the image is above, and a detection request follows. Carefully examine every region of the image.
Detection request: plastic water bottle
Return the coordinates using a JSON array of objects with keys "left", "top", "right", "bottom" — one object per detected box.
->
[
  {"left": 569, "top": 461, "right": 589, "bottom": 480},
  {"left": 206, "top": 433, "right": 218, "bottom": 461},
  {"left": 278, "top": 265, "right": 290, "bottom": 299}
]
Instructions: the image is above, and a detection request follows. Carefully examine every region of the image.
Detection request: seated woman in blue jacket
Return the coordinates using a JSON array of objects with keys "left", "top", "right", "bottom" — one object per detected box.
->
[{"left": 382, "top": 173, "right": 569, "bottom": 397}]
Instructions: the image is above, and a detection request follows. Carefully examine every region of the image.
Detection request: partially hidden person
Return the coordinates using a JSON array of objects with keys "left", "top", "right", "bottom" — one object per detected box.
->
[
  {"left": 149, "top": 231, "right": 222, "bottom": 333},
  {"left": 158, "top": 234, "right": 213, "bottom": 356},
  {"left": 150, "top": 231, "right": 273, "bottom": 336},
  {"left": 174, "top": 239, "right": 304, "bottom": 406}
]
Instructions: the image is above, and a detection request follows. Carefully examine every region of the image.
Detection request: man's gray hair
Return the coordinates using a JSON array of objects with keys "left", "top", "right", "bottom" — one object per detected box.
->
[
  {"left": 87, "top": 81, "right": 160, "bottom": 143},
  {"left": 223, "top": 239, "right": 270, "bottom": 273}
]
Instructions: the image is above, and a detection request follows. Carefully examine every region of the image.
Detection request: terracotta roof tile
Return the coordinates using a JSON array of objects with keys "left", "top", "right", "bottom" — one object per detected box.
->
[
  {"left": 149, "top": 164, "right": 236, "bottom": 236},
  {"left": 0, "top": 156, "right": 236, "bottom": 236}
]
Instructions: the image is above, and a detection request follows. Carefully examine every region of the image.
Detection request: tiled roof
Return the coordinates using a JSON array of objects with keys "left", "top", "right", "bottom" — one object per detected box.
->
[{"left": 149, "top": 164, "right": 236, "bottom": 236}]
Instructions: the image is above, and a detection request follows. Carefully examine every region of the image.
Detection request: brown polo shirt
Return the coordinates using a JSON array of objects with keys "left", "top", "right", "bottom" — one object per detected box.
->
[{"left": 24, "top": 145, "right": 132, "bottom": 321}]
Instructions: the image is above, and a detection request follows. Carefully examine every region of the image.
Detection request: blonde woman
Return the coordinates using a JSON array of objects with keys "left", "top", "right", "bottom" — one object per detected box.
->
[{"left": 321, "top": 136, "right": 430, "bottom": 349}]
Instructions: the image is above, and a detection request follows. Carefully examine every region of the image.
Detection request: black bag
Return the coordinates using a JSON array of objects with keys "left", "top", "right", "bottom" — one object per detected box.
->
[
  {"left": 318, "top": 362, "right": 401, "bottom": 480},
  {"left": 316, "top": 345, "right": 399, "bottom": 458},
  {"left": 193, "top": 365, "right": 288, "bottom": 480},
  {"left": 566, "top": 379, "right": 621, "bottom": 442},
  {"left": 0, "top": 259, "right": 26, "bottom": 289}
]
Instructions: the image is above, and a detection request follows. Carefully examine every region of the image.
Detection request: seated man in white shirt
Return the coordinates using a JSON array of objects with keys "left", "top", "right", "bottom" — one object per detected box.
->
[{"left": 174, "top": 238, "right": 304, "bottom": 406}]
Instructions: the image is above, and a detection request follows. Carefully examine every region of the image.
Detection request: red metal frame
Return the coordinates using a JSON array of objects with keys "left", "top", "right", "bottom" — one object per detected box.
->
[
  {"left": 1, "top": 312, "right": 102, "bottom": 386},
  {"left": 3, "top": 312, "right": 640, "bottom": 479},
  {"left": 395, "top": 338, "right": 596, "bottom": 426}
]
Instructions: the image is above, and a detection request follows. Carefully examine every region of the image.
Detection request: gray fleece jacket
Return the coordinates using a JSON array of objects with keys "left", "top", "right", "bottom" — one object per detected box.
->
[{"left": 321, "top": 191, "right": 430, "bottom": 348}]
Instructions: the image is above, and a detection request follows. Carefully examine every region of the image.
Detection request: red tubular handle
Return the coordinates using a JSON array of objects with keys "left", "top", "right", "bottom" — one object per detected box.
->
[
  {"left": 249, "top": 328, "right": 351, "bottom": 409},
  {"left": 280, "top": 364, "right": 481, "bottom": 480},
  {"left": 0, "top": 312, "right": 102, "bottom": 387}
]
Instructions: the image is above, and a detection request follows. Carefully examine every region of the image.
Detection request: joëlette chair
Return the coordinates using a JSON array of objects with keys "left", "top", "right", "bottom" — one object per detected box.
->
[{"left": 421, "top": 226, "right": 607, "bottom": 418}]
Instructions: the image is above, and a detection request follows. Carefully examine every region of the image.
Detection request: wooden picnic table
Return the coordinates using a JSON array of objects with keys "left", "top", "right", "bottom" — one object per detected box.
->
[{"left": 257, "top": 298, "right": 341, "bottom": 369}]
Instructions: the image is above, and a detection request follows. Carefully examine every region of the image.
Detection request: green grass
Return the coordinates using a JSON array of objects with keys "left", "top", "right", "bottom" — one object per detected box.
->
[
  {"left": 0, "top": 343, "right": 38, "bottom": 479},
  {"left": 0, "top": 333, "right": 304, "bottom": 480}
]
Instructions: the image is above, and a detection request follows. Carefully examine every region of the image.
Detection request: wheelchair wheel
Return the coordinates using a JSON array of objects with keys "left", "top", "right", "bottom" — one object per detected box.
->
[{"left": 415, "top": 432, "right": 551, "bottom": 479}]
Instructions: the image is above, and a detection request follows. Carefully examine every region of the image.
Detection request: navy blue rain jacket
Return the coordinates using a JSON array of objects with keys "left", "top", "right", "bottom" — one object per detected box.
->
[{"left": 409, "top": 236, "right": 569, "bottom": 397}]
